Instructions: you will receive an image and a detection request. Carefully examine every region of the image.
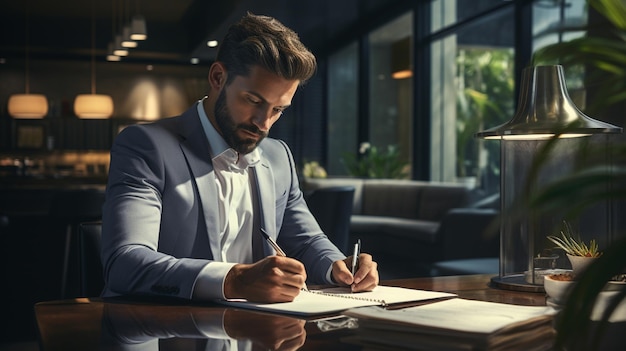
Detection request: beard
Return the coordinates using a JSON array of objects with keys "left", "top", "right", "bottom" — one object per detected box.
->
[{"left": 214, "top": 89, "right": 268, "bottom": 155}]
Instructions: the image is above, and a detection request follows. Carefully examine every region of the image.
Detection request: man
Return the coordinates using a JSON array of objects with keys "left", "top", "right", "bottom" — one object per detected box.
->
[{"left": 101, "top": 12, "right": 378, "bottom": 303}]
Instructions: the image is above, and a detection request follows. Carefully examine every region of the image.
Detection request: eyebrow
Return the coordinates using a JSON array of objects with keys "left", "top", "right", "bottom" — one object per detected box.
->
[{"left": 247, "top": 91, "right": 291, "bottom": 110}]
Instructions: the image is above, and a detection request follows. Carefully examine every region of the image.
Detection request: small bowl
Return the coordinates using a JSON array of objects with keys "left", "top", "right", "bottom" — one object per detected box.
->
[
  {"left": 544, "top": 273, "right": 577, "bottom": 304},
  {"left": 604, "top": 280, "right": 626, "bottom": 292}
]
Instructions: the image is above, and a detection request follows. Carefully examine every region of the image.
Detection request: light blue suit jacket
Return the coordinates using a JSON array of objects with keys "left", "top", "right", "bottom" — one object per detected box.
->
[{"left": 101, "top": 103, "right": 345, "bottom": 299}]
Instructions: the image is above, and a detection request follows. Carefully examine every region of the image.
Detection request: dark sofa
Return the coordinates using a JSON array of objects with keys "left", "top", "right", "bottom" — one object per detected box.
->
[{"left": 302, "top": 178, "right": 499, "bottom": 266}]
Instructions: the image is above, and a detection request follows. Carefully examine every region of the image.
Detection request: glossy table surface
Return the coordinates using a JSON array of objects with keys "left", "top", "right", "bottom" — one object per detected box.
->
[{"left": 35, "top": 274, "right": 550, "bottom": 351}]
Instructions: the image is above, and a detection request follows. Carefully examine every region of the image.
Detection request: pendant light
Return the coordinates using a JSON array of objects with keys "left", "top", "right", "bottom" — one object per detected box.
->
[
  {"left": 8, "top": 1, "right": 48, "bottom": 119},
  {"left": 74, "top": 0, "right": 114, "bottom": 119},
  {"left": 130, "top": 0, "right": 147, "bottom": 41}
]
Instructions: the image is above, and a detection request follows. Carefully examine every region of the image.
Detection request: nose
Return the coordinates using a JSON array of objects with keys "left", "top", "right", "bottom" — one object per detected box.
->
[{"left": 251, "top": 107, "right": 275, "bottom": 132}]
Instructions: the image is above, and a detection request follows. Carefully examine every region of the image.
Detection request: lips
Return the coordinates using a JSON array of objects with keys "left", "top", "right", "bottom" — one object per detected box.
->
[{"left": 239, "top": 128, "right": 260, "bottom": 140}]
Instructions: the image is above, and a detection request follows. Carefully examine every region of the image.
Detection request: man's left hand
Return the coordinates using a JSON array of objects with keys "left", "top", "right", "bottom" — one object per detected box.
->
[{"left": 331, "top": 254, "right": 379, "bottom": 292}]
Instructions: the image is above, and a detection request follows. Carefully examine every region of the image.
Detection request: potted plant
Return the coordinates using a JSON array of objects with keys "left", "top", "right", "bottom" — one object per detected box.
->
[{"left": 547, "top": 220, "right": 602, "bottom": 276}]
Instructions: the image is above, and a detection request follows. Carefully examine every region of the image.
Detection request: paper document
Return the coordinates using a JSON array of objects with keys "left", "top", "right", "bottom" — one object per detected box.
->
[{"left": 216, "top": 285, "right": 456, "bottom": 317}]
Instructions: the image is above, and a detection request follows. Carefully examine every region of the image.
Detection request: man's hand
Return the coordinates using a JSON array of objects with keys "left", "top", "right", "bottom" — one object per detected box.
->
[
  {"left": 224, "top": 256, "right": 307, "bottom": 302},
  {"left": 224, "top": 309, "right": 306, "bottom": 351},
  {"left": 331, "top": 253, "right": 379, "bottom": 292}
]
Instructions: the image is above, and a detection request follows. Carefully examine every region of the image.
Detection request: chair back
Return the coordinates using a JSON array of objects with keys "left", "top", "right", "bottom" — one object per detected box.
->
[
  {"left": 305, "top": 186, "right": 355, "bottom": 255},
  {"left": 78, "top": 221, "right": 103, "bottom": 297}
]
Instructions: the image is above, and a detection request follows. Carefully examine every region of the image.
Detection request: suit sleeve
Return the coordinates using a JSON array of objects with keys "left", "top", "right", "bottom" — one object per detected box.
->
[
  {"left": 270, "top": 140, "right": 346, "bottom": 284},
  {"left": 101, "top": 124, "right": 211, "bottom": 299}
]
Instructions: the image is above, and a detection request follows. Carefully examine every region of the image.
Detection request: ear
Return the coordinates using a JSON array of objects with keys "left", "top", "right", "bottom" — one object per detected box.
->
[{"left": 208, "top": 62, "right": 227, "bottom": 90}]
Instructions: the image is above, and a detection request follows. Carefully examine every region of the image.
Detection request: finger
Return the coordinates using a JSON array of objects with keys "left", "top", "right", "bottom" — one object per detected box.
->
[
  {"left": 352, "top": 254, "right": 374, "bottom": 284},
  {"left": 270, "top": 256, "right": 307, "bottom": 290},
  {"left": 352, "top": 256, "right": 379, "bottom": 292},
  {"left": 273, "top": 256, "right": 307, "bottom": 276},
  {"left": 331, "top": 259, "right": 354, "bottom": 286}
]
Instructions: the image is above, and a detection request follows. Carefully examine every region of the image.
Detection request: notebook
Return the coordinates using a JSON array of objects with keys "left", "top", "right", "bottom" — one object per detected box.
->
[
  {"left": 343, "top": 298, "right": 557, "bottom": 350},
  {"left": 215, "top": 285, "right": 456, "bottom": 317}
]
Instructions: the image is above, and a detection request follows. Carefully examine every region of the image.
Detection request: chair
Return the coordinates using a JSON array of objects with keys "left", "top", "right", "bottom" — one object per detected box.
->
[
  {"left": 304, "top": 186, "right": 355, "bottom": 255},
  {"left": 48, "top": 188, "right": 105, "bottom": 298},
  {"left": 77, "top": 221, "right": 104, "bottom": 297}
]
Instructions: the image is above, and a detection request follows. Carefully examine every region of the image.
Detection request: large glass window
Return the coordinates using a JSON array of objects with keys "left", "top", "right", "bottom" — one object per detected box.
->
[
  {"left": 532, "top": 0, "right": 588, "bottom": 105},
  {"left": 327, "top": 42, "right": 359, "bottom": 175},
  {"left": 430, "top": 1, "right": 516, "bottom": 194},
  {"left": 367, "top": 12, "right": 413, "bottom": 178}
]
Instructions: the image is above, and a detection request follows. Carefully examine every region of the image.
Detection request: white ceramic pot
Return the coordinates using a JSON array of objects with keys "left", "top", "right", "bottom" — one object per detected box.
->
[{"left": 567, "top": 254, "right": 597, "bottom": 276}]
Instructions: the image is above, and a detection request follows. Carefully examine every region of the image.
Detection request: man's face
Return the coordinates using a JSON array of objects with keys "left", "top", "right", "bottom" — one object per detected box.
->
[{"left": 213, "top": 65, "right": 300, "bottom": 154}]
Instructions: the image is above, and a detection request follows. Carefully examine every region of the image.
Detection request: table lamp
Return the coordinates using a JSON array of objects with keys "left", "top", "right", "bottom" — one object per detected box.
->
[{"left": 475, "top": 65, "right": 622, "bottom": 291}]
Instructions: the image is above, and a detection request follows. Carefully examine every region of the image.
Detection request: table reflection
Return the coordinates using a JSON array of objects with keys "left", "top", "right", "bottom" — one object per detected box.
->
[{"left": 101, "top": 302, "right": 306, "bottom": 351}]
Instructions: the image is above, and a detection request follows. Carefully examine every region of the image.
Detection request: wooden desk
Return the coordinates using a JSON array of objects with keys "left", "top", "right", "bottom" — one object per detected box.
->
[{"left": 34, "top": 274, "right": 548, "bottom": 351}]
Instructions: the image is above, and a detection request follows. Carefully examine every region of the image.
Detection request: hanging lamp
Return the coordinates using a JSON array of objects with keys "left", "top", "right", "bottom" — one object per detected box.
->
[
  {"left": 8, "top": 1, "right": 48, "bottom": 119},
  {"left": 129, "top": 0, "right": 147, "bottom": 41},
  {"left": 74, "top": 0, "right": 114, "bottom": 119}
]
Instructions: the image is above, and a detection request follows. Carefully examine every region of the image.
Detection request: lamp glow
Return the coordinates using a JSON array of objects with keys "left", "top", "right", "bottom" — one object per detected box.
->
[
  {"left": 8, "top": 94, "right": 48, "bottom": 119},
  {"left": 74, "top": 94, "right": 114, "bottom": 119}
]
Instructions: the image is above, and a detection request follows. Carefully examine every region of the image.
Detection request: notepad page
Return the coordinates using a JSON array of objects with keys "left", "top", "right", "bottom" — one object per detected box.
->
[{"left": 218, "top": 285, "right": 456, "bottom": 316}]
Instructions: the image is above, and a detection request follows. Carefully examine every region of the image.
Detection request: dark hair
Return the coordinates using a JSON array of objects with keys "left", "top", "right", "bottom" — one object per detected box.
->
[{"left": 216, "top": 12, "right": 317, "bottom": 85}]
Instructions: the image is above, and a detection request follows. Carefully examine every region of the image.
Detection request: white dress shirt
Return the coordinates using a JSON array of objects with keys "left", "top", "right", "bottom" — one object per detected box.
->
[{"left": 192, "top": 98, "right": 260, "bottom": 300}]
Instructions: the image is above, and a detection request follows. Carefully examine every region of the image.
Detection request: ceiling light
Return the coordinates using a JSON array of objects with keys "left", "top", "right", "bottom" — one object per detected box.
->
[
  {"left": 113, "top": 34, "right": 129, "bottom": 56},
  {"left": 121, "top": 25, "right": 138, "bottom": 48},
  {"left": 207, "top": 40, "right": 219, "bottom": 47},
  {"left": 190, "top": 58, "right": 199, "bottom": 64},
  {"left": 74, "top": 0, "right": 114, "bottom": 119},
  {"left": 8, "top": 2, "right": 48, "bottom": 119},
  {"left": 74, "top": 94, "right": 114, "bottom": 119},
  {"left": 8, "top": 94, "right": 48, "bottom": 119},
  {"left": 130, "top": 15, "right": 147, "bottom": 41},
  {"left": 391, "top": 37, "right": 412, "bottom": 80}
]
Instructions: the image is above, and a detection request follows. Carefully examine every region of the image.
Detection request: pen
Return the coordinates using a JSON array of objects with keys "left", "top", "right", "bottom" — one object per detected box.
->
[
  {"left": 260, "top": 228, "right": 286, "bottom": 256},
  {"left": 260, "top": 228, "right": 307, "bottom": 291},
  {"left": 351, "top": 239, "right": 361, "bottom": 276}
]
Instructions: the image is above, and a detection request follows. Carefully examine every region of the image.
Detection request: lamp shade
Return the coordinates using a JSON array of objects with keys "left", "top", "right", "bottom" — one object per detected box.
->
[
  {"left": 74, "top": 94, "right": 114, "bottom": 119},
  {"left": 121, "top": 25, "right": 138, "bottom": 48},
  {"left": 475, "top": 65, "right": 622, "bottom": 140},
  {"left": 8, "top": 94, "right": 48, "bottom": 119},
  {"left": 391, "top": 37, "right": 412, "bottom": 79},
  {"left": 130, "top": 15, "right": 147, "bottom": 41}
]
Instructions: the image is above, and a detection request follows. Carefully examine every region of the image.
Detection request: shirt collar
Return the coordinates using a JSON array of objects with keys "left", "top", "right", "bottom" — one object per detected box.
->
[{"left": 196, "top": 98, "right": 261, "bottom": 169}]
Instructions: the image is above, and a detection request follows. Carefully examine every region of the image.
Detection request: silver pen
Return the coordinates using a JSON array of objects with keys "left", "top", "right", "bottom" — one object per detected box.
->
[{"left": 351, "top": 239, "right": 361, "bottom": 276}]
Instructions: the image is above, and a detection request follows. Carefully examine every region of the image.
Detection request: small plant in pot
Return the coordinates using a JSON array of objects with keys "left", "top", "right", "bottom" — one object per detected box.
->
[{"left": 547, "top": 220, "right": 602, "bottom": 277}]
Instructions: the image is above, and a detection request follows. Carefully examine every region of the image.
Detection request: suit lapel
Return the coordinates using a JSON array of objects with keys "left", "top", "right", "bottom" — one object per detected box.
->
[
  {"left": 252, "top": 156, "right": 277, "bottom": 258},
  {"left": 177, "top": 107, "right": 221, "bottom": 260}
]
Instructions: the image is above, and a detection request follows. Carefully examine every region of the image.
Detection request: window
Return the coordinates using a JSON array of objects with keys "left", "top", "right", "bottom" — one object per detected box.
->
[
  {"left": 430, "top": 0, "right": 515, "bottom": 193},
  {"left": 327, "top": 42, "right": 359, "bottom": 175}
]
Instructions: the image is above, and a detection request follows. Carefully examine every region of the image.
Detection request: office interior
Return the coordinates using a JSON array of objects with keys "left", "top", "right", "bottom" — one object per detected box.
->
[{"left": 1, "top": 0, "right": 625, "bottom": 347}]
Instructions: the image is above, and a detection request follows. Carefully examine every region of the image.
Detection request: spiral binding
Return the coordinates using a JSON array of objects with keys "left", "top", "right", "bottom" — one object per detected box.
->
[{"left": 305, "top": 289, "right": 388, "bottom": 307}]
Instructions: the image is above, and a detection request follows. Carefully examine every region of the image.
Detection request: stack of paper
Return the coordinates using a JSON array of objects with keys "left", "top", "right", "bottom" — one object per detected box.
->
[{"left": 343, "top": 298, "right": 557, "bottom": 351}]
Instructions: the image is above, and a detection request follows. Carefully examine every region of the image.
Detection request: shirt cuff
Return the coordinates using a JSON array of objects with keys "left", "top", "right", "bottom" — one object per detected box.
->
[
  {"left": 326, "top": 264, "right": 334, "bottom": 284},
  {"left": 192, "top": 261, "right": 237, "bottom": 300}
]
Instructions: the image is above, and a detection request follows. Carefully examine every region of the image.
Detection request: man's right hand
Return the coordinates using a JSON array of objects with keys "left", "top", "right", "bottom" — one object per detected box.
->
[{"left": 224, "top": 256, "right": 307, "bottom": 302}]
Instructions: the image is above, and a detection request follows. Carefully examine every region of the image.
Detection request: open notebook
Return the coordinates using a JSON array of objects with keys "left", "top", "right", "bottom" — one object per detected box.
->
[{"left": 215, "top": 285, "right": 456, "bottom": 317}]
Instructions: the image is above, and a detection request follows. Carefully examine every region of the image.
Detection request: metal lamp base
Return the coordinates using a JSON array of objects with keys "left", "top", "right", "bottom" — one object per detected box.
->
[{"left": 490, "top": 274, "right": 546, "bottom": 293}]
